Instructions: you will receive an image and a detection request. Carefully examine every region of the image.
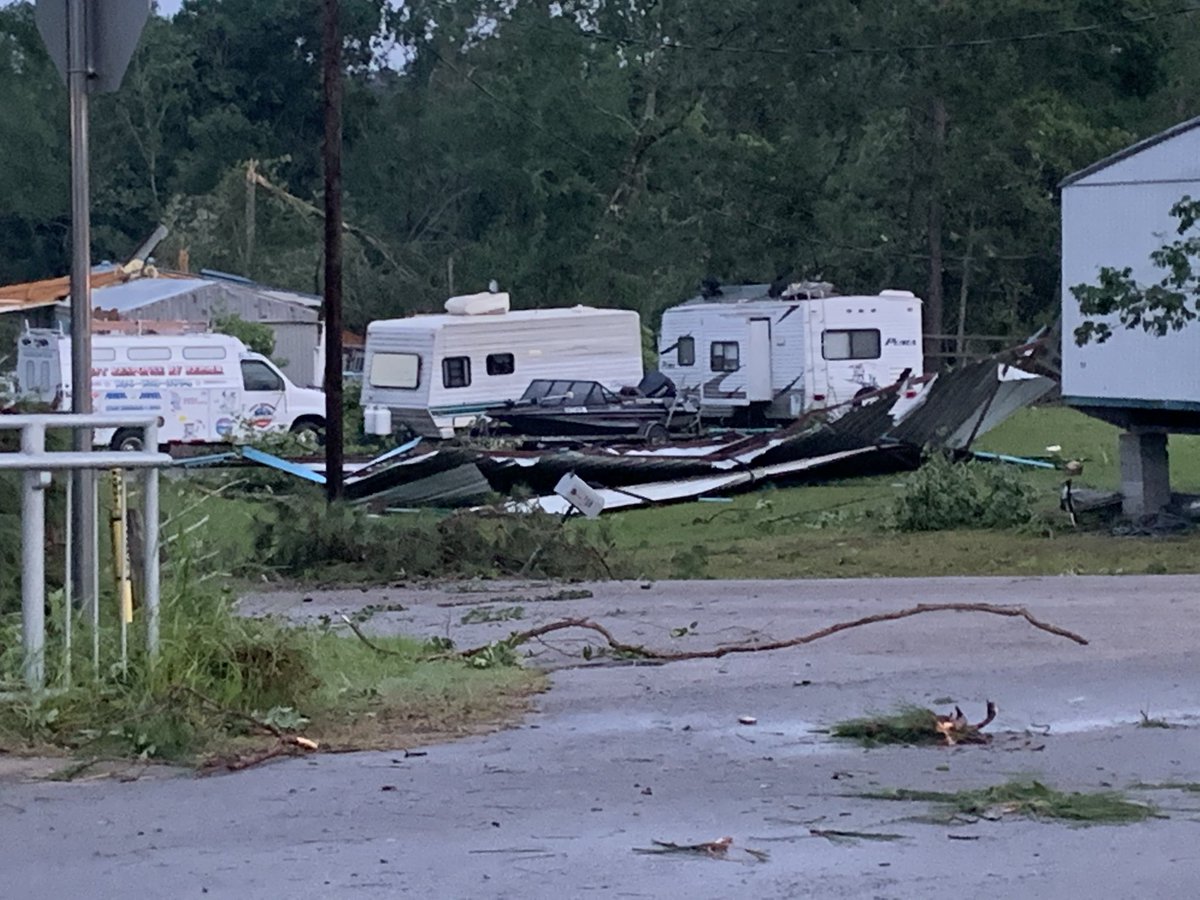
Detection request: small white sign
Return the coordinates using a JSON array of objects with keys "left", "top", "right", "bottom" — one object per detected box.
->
[{"left": 553, "top": 472, "right": 605, "bottom": 519}]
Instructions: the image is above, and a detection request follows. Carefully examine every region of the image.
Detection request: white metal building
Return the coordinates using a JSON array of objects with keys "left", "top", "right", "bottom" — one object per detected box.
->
[{"left": 1060, "top": 115, "right": 1200, "bottom": 513}]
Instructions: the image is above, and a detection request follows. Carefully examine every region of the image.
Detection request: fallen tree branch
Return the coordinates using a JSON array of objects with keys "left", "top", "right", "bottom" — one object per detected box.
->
[
  {"left": 172, "top": 685, "right": 283, "bottom": 738},
  {"left": 340, "top": 614, "right": 408, "bottom": 657},
  {"left": 199, "top": 735, "right": 319, "bottom": 775},
  {"left": 451, "top": 603, "right": 1087, "bottom": 663}
]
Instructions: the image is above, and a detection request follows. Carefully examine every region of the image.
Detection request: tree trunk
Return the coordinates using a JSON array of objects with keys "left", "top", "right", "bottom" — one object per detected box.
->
[{"left": 956, "top": 209, "right": 976, "bottom": 361}]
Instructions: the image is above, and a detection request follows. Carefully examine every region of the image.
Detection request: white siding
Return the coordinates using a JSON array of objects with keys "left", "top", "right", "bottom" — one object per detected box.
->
[
  {"left": 1061, "top": 135, "right": 1200, "bottom": 405},
  {"left": 360, "top": 307, "right": 643, "bottom": 436},
  {"left": 659, "top": 294, "right": 921, "bottom": 416},
  {"left": 269, "top": 321, "right": 321, "bottom": 388}
]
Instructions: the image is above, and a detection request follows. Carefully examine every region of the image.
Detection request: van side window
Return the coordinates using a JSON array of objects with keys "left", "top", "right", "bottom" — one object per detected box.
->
[
  {"left": 442, "top": 356, "right": 471, "bottom": 388},
  {"left": 93, "top": 348, "right": 117, "bottom": 362},
  {"left": 127, "top": 347, "right": 171, "bottom": 361},
  {"left": 822, "top": 329, "right": 881, "bottom": 360},
  {"left": 678, "top": 336, "right": 695, "bottom": 367},
  {"left": 486, "top": 353, "right": 515, "bottom": 376},
  {"left": 710, "top": 341, "right": 739, "bottom": 372},
  {"left": 183, "top": 346, "right": 228, "bottom": 360},
  {"left": 241, "top": 360, "right": 284, "bottom": 392}
]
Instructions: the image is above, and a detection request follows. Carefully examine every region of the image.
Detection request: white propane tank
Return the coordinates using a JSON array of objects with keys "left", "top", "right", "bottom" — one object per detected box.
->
[{"left": 364, "top": 405, "right": 392, "bottom": 436}]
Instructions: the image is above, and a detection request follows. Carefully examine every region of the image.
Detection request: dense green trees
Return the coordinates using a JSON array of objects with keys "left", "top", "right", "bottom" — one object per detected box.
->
[{"left": 0, "top": 0, "right": 1193, "bottom": 341}]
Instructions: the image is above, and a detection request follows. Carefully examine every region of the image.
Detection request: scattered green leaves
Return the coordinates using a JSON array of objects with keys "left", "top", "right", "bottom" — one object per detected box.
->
[
  {"left": 461, "top": 606, "right": 526, "bottom": 625},
  {"left": 861, "top": 780, "right": 1158, "bottom": 825}
]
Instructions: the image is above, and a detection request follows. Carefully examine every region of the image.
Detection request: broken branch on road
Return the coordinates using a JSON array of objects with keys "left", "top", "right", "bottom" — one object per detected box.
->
[
  {"left": 634, "top": 836, "right": 769, "bottom": 863},
  {"left": 446, "top": 602, "right": 1088, "bottom": 665}
]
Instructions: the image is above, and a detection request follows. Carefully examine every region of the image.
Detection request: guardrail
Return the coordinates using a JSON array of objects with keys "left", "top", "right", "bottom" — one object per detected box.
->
[{"left": 0, "top": 414, "right": 171, "bottom": 692}]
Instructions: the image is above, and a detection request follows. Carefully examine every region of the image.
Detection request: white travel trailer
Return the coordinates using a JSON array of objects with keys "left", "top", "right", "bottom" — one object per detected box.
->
[
  {"left": 360, "top": 292, "right": 644, "bottom": 438},
  {"left": 15, "top": 328, "right": 326, "bottom": 449},
  {"left": 658, "top": 283, "right": 924, "bottom": 422}
]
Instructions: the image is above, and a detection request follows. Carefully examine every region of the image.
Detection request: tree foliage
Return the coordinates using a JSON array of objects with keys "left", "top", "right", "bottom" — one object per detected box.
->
[
  {"left": 0, "top": 0, "right": 1194, "bottom": 342},
  {"left": 1072, "top": 197, "right": 1200, "bottom": 345}
]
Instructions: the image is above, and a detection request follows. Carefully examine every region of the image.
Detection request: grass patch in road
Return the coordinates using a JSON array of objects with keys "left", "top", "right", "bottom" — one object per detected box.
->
[
  {"left": 832, "top": 706, "right": 950, "bottom": 747},
  {"left": 861, "top": 780, "right": 1158, "bottom": 825},
  {"left": 1137, "top": 710, "right": 1173, "bottom": 729}
]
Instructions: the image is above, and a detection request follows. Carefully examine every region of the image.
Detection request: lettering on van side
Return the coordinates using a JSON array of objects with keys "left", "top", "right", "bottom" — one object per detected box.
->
[{"left": 884, "top": 338, "right": 917, "bottom": 346}]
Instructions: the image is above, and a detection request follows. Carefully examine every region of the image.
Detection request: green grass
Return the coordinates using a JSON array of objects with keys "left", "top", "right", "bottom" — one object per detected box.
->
[
  {"left": 160, "top": 406, "right": 1200, "bottom": 584},
  {"left": 592, "top": 406, "right": 1200, "bottom": 579},
  {"left": 0, "top": 603, "right": 543, "bottom": 763},
  {"left": 861, "top": 780, "right": 1158, "bottom": 825},
  {"left": 974, "top": 405, "right": 1200, "bottom": 491},
  {"left": 832, "top": 706, "right": 950, "bottom": 747}
]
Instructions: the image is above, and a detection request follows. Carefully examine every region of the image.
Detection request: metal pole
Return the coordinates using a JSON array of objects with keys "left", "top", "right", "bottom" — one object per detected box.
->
[
  {"left": 60, "top": 473, "right": 71, "bottom": 689},
  {"left": 142, "top": 422, "right": 160, "bottom": 661},
  {"left": 67, "top": 0, "right": 97, "bottom": 619},
  {"left": 20, "top": 424, "right": 47, "bottom": 692},
  {"left": 322, "top": 0, "right": 345, "bottom": 502}
]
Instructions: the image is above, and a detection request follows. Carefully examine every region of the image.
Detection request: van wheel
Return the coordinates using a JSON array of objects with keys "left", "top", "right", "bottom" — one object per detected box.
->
[
  {"left": 110, "top": 429, "right": 145, "bottom": 452},
  {"left": 290, "top": 420, "right": 325, "bottom": 448}
]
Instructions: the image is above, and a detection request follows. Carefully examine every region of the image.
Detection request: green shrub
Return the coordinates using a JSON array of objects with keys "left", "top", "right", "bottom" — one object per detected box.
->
[
  {"left": 891, "top": 453, "right": 1037, "bottom": 532},
  {"left": 254, "top": 495, "right": 630, "bottom": 581}
]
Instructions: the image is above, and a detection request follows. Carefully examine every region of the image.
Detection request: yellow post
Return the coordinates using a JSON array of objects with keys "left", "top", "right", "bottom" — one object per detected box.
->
[{"left": 108, "top": 469, "right": 134, "bottom": 626}]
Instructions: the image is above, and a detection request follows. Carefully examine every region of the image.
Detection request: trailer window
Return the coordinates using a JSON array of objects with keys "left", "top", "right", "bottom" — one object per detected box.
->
[
  {"left": 442, "top": 356, "right": 471, "bottom": 389},
  {"left": 241, "top": 360, "right": 284, "bottom": 392},
  {"left": 677, "top": 337, "right": 695, "bottom": 367},
  {"left": 710, "top": 341, "right": 739, "bottom": 372},
  {"left": 93, "top": 348, "right": 116, "bottom": 362},
  {"left": 127, "top": 347, "right": 171, "bottom": 361},
  {"left": 486, "top": 353, "right": 515, "bottom": 376},
  {"left": 822, "top": 329, "right": 881, "bottom": 360},
  {"left": 369, "top": 352, "right": 420, "bottom": 389},
  {"left": 183, "top": 346, "right": 227, "bottom": 360}
]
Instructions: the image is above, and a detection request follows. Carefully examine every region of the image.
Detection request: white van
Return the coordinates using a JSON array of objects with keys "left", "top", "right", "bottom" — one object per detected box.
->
[
  {"left": 15, "top": 328, "right": 326, "bottom": 449},
  {"left": 361, "top": 292, "right": 644, "bottom": 438},
  {"left": 658, "top": 284, "right": 924, "bottom": 423}
]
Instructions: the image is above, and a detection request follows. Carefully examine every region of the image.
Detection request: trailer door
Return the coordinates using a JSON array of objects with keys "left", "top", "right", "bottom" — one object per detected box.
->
[{"left": 747, "top": 318, "right": 772, "bottom": 401}]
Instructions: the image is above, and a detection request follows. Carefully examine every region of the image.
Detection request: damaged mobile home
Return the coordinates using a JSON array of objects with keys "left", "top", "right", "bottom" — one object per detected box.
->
[
  {"left": 360, "top": 292, "right": 644, "bottom": 439},
  {"left": 658, "top": 282, "right": 923, "bottom": 424},
  {"left": 223, "top": 340, "right": 1058, "bottom": 514}
]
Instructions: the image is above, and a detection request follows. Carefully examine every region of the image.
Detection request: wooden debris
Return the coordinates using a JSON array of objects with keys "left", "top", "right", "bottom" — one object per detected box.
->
[
  {"left": 448, "top": 602, "right": 1088, "bottom": 665},
  {"left": 634, "top": 836, "right": 768, "bottom": 863}
]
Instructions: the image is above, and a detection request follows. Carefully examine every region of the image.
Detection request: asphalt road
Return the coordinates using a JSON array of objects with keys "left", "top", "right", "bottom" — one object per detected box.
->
[{"left": 5, "top": 575, "right": 1200, "bottom": 899}]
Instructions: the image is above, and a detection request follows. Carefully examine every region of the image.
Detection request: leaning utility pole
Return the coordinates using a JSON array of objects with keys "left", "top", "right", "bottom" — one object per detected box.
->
[{"left": 321, "top": 0, "right": 345, "bottom": 501}]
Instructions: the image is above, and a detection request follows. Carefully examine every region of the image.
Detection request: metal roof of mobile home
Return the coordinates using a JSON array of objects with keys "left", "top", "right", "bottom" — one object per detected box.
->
[{"left": 1059, "top": 115, "right": 1200, "bottom": 188}]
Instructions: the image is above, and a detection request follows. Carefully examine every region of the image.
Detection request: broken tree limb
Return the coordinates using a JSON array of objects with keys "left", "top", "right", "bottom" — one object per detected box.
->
[
  {"left": 199, "top": 735, "right": 320, "bottom": 775},
  {"left": 340, "top": 614, "right": 408, "bottom": 657},
  {"left": 450, "top": 602, "right": 1087, "bottom": 663}
]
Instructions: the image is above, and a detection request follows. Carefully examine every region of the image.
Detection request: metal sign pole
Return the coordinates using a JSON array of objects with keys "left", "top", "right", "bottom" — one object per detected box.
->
[{"left": 66, "top": 0, "right": 97, "bottom": 618}]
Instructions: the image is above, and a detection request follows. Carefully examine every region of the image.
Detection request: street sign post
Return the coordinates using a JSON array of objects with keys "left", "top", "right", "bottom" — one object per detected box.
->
[
  {"left": 35, "top": 0, "right": 150, "bottom": 614},
  {"left": 36, "top": 0, "right": 150, "bottom": 94}
]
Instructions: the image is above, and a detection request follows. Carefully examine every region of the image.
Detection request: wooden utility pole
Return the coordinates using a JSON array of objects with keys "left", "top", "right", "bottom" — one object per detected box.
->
[
  {"left": 925, "top": 95, "right": 947, "bottom": 373},
  {"left": 322, "top": 0, "right": 344, "bottom": 501}
]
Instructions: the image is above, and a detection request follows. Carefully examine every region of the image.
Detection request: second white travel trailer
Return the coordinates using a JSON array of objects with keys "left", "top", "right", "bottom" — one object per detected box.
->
[
  {"left": 657, "top": 282, "right": 924, "bottom": 423},
  {"left": 360, "top": 292, "right": 645, "bottom": 438}
]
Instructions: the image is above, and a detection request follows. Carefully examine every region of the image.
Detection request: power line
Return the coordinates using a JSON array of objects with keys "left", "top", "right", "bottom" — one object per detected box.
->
[{"left": 518, "top": 5, "right": 1200, "bottom": 59}]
